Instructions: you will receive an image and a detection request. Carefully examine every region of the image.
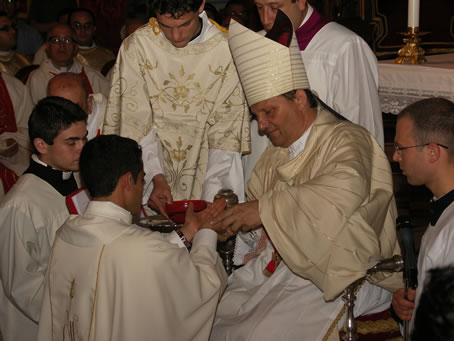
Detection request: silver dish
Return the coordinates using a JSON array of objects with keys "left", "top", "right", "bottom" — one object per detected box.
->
[{"left": 135, "top": 215, "right": 182, "bottom": 233}]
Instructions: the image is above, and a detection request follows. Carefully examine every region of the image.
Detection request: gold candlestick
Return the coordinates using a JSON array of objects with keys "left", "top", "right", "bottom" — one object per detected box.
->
[{"left": 394, "top": 27, "right": 428, "bottom": 64}]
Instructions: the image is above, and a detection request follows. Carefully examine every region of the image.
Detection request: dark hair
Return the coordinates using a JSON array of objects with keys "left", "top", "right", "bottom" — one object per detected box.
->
[
  {"left": 412, "top": 266, "right": 454, "bottom": 341},
  {"left": 150, "top": 0, "right": 203, "bottom": 17},
  {"left": 28, "top": 96, "right": 87, "bottom": 154},
  {"left": 282, "top": 89, "right": 317, "bottom": 108},
  {"left": 79, "top": 135, "right": 143, "bottom": 198},
  {"left": 0, "top": 10, "right": 8, "bottom": 18},
  {"left": 399, "top": 97, "right": 454, "bottom": 158},
  {"left": 69, "top": 7, "right": 96, "bottom": 26}
]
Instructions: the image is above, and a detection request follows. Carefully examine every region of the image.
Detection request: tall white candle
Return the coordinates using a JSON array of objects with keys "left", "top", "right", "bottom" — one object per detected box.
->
[{"left": 408, "top": 0, "right": 420, "bottom": 27}]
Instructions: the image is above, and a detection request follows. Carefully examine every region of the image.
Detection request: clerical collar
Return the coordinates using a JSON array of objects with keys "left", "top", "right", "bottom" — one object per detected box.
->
[
  {"left": 188, "top": 11, "right": 211, "bottom": 45},
  {"left": 429, "top": 189, "right": 454, "bottom": 226},
  {"left": 295, "top": 4, "right": 331, "bottom": 51},
  {"left": 79, "top": 42, "right": 96, "bottom": 50},
  {"left": 23, "top": 154, "right": 78, "bottom": 196},
  {"left": 50, "top": 60, "right": 74, "bottom": 72},
  {"left": 299, "top": 4, "right": 314, "bottom": 27},
  {"left": 0, "top": 50, "right": 12, "bottom": 56},
  {"left": 288, "top": 106, "right": 318, "bottom": 160}
]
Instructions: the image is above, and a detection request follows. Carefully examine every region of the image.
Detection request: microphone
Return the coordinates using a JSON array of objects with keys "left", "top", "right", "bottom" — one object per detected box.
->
[{"left": 396, "top": 216, "right": 418, "bottom": 290}]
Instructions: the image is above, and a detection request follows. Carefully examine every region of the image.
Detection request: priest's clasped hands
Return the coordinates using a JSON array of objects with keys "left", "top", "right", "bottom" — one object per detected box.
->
[{"left": 208, "top": 200, "right": 263, "bottom": 241}]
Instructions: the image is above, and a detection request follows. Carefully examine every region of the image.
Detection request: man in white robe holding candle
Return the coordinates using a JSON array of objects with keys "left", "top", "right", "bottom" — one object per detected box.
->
[{"left": 209, "top": 12, "right": 403, "bottom": 341}]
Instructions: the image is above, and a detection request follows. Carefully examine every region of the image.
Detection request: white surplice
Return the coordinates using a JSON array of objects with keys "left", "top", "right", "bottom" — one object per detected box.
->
[
  {"left": 0, "top": 174, "right": 70, "bottom": 341},
  {"left": 86, "top": 93, "right": 107, "bottom": 140}
]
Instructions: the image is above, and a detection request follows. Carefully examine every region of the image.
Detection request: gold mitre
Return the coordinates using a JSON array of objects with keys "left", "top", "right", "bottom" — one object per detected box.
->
[{"left": 228, "top": 10, "right": 310, "bottom": 106}]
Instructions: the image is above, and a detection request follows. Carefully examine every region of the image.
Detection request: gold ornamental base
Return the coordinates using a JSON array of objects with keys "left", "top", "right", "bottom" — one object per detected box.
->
[{"left": 394, "top": 27, "right": 428, "bottom": 64}]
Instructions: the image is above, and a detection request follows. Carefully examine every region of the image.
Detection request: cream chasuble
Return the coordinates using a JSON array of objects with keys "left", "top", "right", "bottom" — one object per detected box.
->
[
  {"left": 37, "top": 201, "right": 227, "bottom": 341},
  {"left": 76, "top": 44, "right": 116, "bottom": 73},
  {"left": 0, "top": 50, "right": 30, "bottom": 76},
  {"left": 211, "top": 108, "right": 403, "bottom": 341},
  {"left": 104, "top": 14, "right": 250, "bottom": 201}
]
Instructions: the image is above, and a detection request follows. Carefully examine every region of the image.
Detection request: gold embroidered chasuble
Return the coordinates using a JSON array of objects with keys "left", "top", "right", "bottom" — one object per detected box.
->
[
  {"left": 104, "top": 18, "right": 250, "bottom": 201},
  {"left": 76, "top": 45, "right": 116, "bottom": 73},
  {"left": 0, "top": 50, "right": 30, "bottom": 76}
]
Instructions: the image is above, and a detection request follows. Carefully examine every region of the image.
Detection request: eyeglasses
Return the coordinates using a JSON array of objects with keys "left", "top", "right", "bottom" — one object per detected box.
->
[
  {"left": 0, "top": 24, "right": 16, "bottom": 32},
  {"left": 48, "top": 36, "right": 75, "bottom": 45},
  {"left": 394, "top": 143, "right": 449, "bottom": 154},
  {"left": 71, "top": 22, "right": 94, "bottom": 31}
]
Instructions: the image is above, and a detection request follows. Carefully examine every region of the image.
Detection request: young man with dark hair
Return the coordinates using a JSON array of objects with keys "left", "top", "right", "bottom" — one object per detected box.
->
[
  {"left": 0, "top": 96, "right": 87, "bottom": 341},
  {"left": 392, "top": 97, "right": 454, "bottom": 335},
  {"left": 104, "top": 0, "right": 250, "bottom": 218},
  {"left": 37, "top": 134, "right": 228, "bottom": 341}
]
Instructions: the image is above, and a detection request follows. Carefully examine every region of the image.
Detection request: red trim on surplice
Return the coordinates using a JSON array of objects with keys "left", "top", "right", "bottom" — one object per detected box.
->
[
  {"left": 0, "top": 73, "right": 18, "bottom": 134},
  {"left": 80, "top": 68, "right": 94, "bottom": 94}
]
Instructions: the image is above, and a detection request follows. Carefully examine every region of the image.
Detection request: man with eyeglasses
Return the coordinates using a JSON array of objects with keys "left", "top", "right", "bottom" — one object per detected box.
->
[
  {"left": 26, "top": 24, "right": 109, "bottom": 104},
  {"left": 0, "top": 10, "right": 30, "bottom": 76},
  {"left": 391, "top": 97, "right": 454, "bottom": 335}
]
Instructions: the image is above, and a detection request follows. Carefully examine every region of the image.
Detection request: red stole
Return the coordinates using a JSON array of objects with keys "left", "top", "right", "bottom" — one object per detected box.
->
[
  {"left": 80, "top": 68, "right": 94, "bottom": 94},
  {"left": 295, "top": 8, "right": 331, "bottom": 51},
  {"left": 0, "top": 162, "right": 19, "bottom": 195},
  {"left": 0, "top": 73, "right": 18, "bottom": 134}
]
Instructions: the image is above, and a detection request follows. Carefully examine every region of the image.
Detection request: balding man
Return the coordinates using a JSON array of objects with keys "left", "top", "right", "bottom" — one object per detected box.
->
[
  {"left": 47, "top": 72, "right": 106, "bottom": 139},
  {"left": 27, "top": 24, "right": 109, "bottom": 104}
]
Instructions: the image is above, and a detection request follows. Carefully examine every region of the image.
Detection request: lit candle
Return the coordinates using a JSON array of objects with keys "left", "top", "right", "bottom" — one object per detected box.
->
[{"left": 408, "top": 0, "right": 420, "bottom": 28}]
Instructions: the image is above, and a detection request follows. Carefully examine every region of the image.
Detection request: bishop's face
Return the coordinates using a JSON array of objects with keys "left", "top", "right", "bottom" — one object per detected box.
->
[
  {"left": 251, "top": 92, "right": 308, "bottom": 148},
  {"left": 254, "top": 0, "right": 307, "bottom": 32}
]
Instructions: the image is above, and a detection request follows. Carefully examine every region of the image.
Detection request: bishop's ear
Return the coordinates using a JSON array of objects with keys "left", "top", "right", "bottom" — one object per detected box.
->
[{"left": 294, "top": 89, "right": 308, "bottom": 109}]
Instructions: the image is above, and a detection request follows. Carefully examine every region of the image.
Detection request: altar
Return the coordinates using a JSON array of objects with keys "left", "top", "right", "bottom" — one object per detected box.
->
[{"left": 378, "top": 53, "right": 454, "bottom": 114}]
